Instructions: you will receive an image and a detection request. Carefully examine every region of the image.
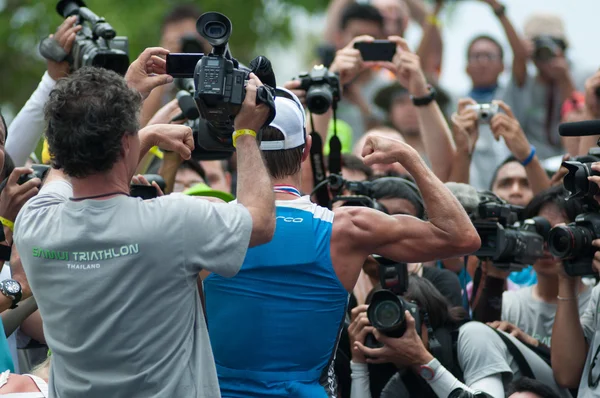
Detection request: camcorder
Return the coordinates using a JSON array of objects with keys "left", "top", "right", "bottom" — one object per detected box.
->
[
  {"left": 466, "top": 103, "right": 498, "bottom": 124},
  {"left": 532, "top": 36, "right": 565, "bottom": 62},
  {"left": 471, "top": 192, "right": 549, "bottom": 271},
  {"left": 365, "top": 257, "right": 421, "bottom": 349},
  {"left": 165, "top": 12, "right": 276, "bottom": 160},
  {"left": 40, "top": 0, "right": 129, "bottom": 76},
  {"left": 296, "top": 65, "right": 341, "bottom": 115},
  {"left": 325, "top": 175, "right": 388, "bottom": 213},
  {"left": 547, "top": 123, "right": 600, "bottom": 276}
]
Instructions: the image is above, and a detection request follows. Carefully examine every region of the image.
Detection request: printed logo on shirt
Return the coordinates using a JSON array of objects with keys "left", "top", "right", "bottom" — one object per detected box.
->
[
  {"left": 32, "top": 244, "right": 140, "bottom": 270},
  {"left": 276, "top": 216, "right": 304, "bottom": 223}
]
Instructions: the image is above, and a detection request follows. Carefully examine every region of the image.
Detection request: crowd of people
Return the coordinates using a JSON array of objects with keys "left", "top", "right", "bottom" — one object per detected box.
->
[{"left": 0, "top": 0, "right": 600, "bottom": 397}]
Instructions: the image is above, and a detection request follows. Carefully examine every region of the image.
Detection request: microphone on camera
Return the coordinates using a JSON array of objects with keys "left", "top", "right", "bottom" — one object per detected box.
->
[
  {"left": 249, "top": 56, "right": 276, "bottom": 88},
  {"left": 445, "top": 182, "right": 481, "bottom": 214},
  {"left": 558, "top": 119, "right": 600, "bottom": 137},
  {"left": 171, "top": 91, "right": 200, "bottom": 122}
]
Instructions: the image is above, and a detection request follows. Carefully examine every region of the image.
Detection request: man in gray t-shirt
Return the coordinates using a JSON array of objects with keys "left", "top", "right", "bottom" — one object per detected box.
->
[{"left": 13, "top": 53, "right": 275, "bottom": 397}]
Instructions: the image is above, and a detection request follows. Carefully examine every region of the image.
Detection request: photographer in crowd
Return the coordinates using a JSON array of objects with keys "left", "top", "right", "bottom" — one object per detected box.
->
[
  {"left": 349, "top": 277, "right": 571, "bottom": 398},
  {"left": 203, "top": 79, "right": 479, "bottom": 396},
  {"left": 13, "top": 49, "right": 276, "bottom": 398}
]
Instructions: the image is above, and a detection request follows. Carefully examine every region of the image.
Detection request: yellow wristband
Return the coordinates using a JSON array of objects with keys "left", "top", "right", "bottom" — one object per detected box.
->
[
  {"left": 149, "top": 146, "right": 164, "bottom": 160},
  {"left": 426, "top": 14, "right": 441, "bottom": 27},
  {"left": 0, "top": 217, "right": 14, "bottom": 233},
  {"left": 232, "top": 129, "right": 257, "bottom": 148}
]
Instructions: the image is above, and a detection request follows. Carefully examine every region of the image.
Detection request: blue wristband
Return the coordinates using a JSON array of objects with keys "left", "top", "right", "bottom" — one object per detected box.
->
[{"left": 521, "top": 145, "right": 536, "bottom": 166}]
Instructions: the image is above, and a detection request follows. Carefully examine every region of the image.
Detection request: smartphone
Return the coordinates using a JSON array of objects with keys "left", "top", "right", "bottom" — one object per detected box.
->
[
  {"left": 353, "top": 40, "right": 396, "bottom": 62},
  {"left": 166, "top": 53, "right": 204, "bottom": 78}
]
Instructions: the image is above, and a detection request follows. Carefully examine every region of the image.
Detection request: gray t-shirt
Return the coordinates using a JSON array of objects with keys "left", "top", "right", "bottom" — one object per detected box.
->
[
  {"left": 579, "top": 284, "right": 600, "bottom": 396},
  {"left": 14, "top": 180, "right": 252, "bottom": 398},
  {"left": 457, "top": 321, "right": 571, "bottom": 397},
  {"left": 502, "top": 285, "right": 592, "bottom": 347},
  {"left": 501, "top": 72, "right": 564, "bottom": 160}
]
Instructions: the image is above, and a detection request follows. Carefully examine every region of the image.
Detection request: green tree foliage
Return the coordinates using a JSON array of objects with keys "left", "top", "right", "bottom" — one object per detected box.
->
[{"left": 0, "top": 0, "right": 328, "bottom": 113}]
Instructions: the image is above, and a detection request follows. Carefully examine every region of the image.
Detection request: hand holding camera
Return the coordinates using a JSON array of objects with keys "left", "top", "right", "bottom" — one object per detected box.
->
[
  {"left": 234, "top": 73, "right": 271, "bottom": 134},
  {"left": 125, "top": 47, "right": 173, "bottom": 100},
  {"left": 0, "top": 168, "right": 42, "bottom": 223},
  {"left": 452, "top": 98, "right": 480, "bottom": 154},
  {"left": 330, "top": 35, "right": 378, "bottom": 86},
  {"left": 584, "top": 70, "right": 600, "bottom": 118},
  {"left": 348, "top": 305, "right": 374, "bottom": 364},
  {"left": 387, "top": 36, "right": 429, "bottom": 97},
  {"left": 353, "top": 309, "right": 433, "bottom": 367},
  {"left": 45, "top": 16, "right": 82, "bottom": 80},
  {"left": 489, "top": 101, "right": 532, "bottom": 162}
]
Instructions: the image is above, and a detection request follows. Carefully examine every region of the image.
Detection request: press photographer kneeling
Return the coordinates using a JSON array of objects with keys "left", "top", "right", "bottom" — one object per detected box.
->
[{"left": 349, "top": 262, "right": 571, "bottom": 398}]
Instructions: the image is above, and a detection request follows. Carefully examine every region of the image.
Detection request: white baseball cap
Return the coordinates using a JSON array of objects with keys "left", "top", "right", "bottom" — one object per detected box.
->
[{"left": 260, "top": 87, "right": 306, "bottom": 151}]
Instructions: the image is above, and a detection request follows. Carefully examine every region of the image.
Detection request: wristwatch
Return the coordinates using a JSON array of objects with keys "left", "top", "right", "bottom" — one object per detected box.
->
[
  {"left": 0, "top": 279, "right": 22, "bottom": 309},
  {"left": 418, "top": 364, "right": 436, "bottom": 381},
  {"left": 494, "top": 4, "right": 506, "bottom": 17},
  {"left": 410, "top": 85, "right": 437, "bottom": 107}
]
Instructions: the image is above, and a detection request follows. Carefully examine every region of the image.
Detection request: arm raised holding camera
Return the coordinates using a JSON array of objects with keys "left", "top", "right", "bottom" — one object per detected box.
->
[
  {"left": 448, "top": 98, "right": 480, "bottom": 184},
  {"left": 490, "top": 101, "right": 550, "bottom": 195}
]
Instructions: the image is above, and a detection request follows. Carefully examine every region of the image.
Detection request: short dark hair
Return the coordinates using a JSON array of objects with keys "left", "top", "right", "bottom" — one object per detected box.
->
[
  {"left": 179, "top": 159, "right": 207, "bottom": 183},
  {"left": 261, "top": 126, "right": 305, "bottom": 179},
  {"left": 489, "top": 155, "right": 519, "bottom": 190},
  {"left": 342, "top": 154, "right": 373, "bottom": 180},
  {"left": 161, "top": 4, "right": 202, "bottom": 32},
  {"left": 340, "top": 3, "right": 384, "bottom": 31},
  {"left": 404, "top": 276, "right": 467, "bottom": 330},
  {"left": 507, "top": 377, "right": 561, "bottom": 398},
  {"left": 370, "top": 177, "right": 425, "bottom": 219},
  {"left": 467, "top": 34, "right": 504, "bottom": 61},
  {"left": 523, "top": 185, "right": 584, "bottom": 222},
  {"left": 45, "top": 67, "right": 141, "bottom": 178},
  {"left": 0, "top": 109, "right": 7, "bottom": 142}
]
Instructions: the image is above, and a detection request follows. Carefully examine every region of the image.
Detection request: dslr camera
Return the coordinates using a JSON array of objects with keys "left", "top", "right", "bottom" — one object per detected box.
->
[
  {"left": 0, "top": 165, "right": 51, "bottom": 196},
  {"left": 365, "top": 258, "right": 421, "bottom": 349},
  {"left": 466, "top": 103, "right": 499, "bottom": 124},
  {"left": 165, "top": 12, "right": 276, "bottom": 159},
  {"left": 297, "top": 65, "right": 341, "bottom": 115},
  {"left": 548, "top": 149, "right": 600, "bottom": 276},
  {"left": 40, "top": 0, "right": 129, "bottom": 75},
  {"left": 471, "top": 192, "right": 549, "bottom": 271},
  {"left": 326, "top": 174, "right": 387, "bottom": 213},
  {"left": 532, "top": 36, "right": 564, "bottom": 62}
]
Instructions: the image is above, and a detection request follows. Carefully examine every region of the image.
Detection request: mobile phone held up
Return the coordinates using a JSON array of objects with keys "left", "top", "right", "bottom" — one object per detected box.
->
[{"left": 353, "top": 40, "right": 396, "bottom": 62}]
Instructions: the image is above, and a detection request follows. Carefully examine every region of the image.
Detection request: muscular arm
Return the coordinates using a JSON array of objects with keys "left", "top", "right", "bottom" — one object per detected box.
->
[
  {"left": 551, "top": 277, "right": 589, "bottom": 388},
  {"left": 235, "top": 135, "right": 275, "bottom": 247},
  {"left": 336, "top": 146, "right": 480, "bottom": 265}
]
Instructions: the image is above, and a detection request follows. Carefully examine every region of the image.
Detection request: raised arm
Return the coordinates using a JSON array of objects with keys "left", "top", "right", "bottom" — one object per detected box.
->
[
  {"left": 323, "top": 0, "right": 354, "bottom": 45},
  {"left": 480, "top": 0, "right": 528, "bottom": 87},
  {"left": 448, "top": 98, "right": 480, "bottom": 184},
  {"left": 411, "top": 0, "right": 444, "bottom": 80},
  {"left": 232, "top": 74, "right": 275, "bottom": 247},
  {"left": 490, "top": 101, "right": 550, "bottom": 195},
  {"left": 388, "top": 36, "right": 455, "bottom": 181},
  {"left": 336, "top": 134, "right": 480, "bottom": 264}
]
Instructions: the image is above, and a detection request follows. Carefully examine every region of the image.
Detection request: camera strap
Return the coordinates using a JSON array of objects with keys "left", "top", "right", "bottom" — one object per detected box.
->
[
  {"left": 328, "top": 105, "right": 342, "bottom": 176},
  {"left": 308, "top": 111, "right": 331, "bottom": 209}
]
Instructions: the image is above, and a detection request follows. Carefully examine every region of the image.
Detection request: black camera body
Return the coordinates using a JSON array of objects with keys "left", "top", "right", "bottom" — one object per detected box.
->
[
  {"left": 365, "top": 258, "right": 422, "bottom": 349},
  {"left": 297, "top": 66, "right": 341, "bottom": 115},
  {"left": 549, "top": 212, "right": 600, "bottom": 276},
  {"left": 43, "top": 0, "right": 130, "bottom": 75},
  {"left": 533, "top": 35, "right": 562, "bottom": 62},
  {"left": 328, "top": 175, "right": 388, "bottom": 213},
  {"left": 560, "top": 150, "right": 600, "bottom": 200},
  {"left": 471, "top": 193, "right": 548, "bottom": 270},
  {"left": 165, "top": 13, "right": 276, "bottom": 158}
]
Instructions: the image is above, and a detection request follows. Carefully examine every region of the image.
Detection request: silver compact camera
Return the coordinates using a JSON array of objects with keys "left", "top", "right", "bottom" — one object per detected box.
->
[{"left": 466, "top": 103, "right": 499, "bottom": 124}]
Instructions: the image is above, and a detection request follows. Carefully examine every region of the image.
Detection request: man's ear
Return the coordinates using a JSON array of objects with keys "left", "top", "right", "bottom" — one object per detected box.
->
[
  {"left": 301, "top": 134, "right": 313, "bottom": 163},
  {"left": 121, "top": 134, "right": 131, "bottom": 158}
]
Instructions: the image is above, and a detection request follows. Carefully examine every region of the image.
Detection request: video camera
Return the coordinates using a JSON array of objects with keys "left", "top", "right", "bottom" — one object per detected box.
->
[
  {"left": 165, "top": 12, "right": 276, "bottom": 159},
  {"left": 40, "top": 0, "right": 129, "bottom": 76},
  {"left": 365, "top": 257, "right": 421, "bottom": 349},
  {"left": 296, "top": 65, "right": 341, "bottom": 115},
  {"left": 549, "top": 122, "right": 600, "bottom": 276},
  {"left": 321, "top": 174, "right": 387, "bottom": 213},
  {"left": 471, "top": 192, "right": 549, "bottom": 271}
]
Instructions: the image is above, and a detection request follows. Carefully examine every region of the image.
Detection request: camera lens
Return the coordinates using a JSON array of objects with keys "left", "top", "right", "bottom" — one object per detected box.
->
[
  {"left": 204, "top": 22, "right": 227, "bottom": 39},
  {"left": 373, "top": 300, "right": 402, "bottom": 329},
  {"left": 306, "top": 86, "right": 333, "bottom": 115},
  {"left": 549, "top": 225, "right": 594, "bottom": 259},
  {"left": 563, "top": 162, "right": 599, "bottom": 198}
]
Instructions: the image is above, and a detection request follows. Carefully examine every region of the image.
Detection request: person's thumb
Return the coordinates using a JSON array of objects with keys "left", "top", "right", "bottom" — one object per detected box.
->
[
  {"left": 363, "top": 152, "right": 386, "bottom": 166},
  {"left": 147, "top": 74, "right": 174, "bottom": 89}
]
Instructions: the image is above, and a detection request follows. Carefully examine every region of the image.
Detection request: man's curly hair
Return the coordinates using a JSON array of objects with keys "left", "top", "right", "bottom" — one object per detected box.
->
[{"left": 44, "top": 67, "right": 142, "bottom": 178}]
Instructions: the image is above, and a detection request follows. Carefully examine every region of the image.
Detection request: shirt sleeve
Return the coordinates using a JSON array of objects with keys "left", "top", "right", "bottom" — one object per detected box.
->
[
  {"left": 6, "top": 72, "right": 56, "bottom": 167},
  {"left": 183, "top": 198, "right": 252, "bottom": 277},
  {"left": 581, "top": 285, "right": 600, "bottom": 343}
]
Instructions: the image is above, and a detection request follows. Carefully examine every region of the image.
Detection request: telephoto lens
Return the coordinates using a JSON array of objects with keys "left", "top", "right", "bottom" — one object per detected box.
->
[{"left": 365, "top": 289, "right": 421, "bottom": 345}]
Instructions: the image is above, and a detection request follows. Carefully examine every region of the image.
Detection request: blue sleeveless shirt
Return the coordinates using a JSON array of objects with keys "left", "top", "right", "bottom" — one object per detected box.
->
[{"left": 204, "top": 197, "right": 349, "bottom": 397}]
